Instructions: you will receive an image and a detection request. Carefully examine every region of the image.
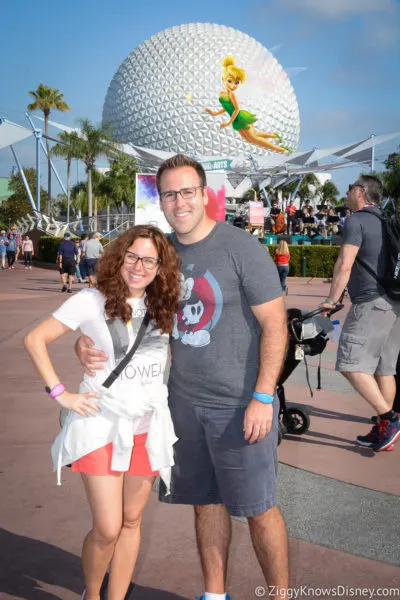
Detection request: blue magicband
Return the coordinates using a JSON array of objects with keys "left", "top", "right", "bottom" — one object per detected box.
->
[{"left": 253, "top": 391, "right": 274, "bottom": 404}]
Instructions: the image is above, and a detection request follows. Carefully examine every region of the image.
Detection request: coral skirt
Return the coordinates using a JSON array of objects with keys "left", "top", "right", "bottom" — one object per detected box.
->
[{"left": 71, "top": 433, "right": 159, "bottom": 476}]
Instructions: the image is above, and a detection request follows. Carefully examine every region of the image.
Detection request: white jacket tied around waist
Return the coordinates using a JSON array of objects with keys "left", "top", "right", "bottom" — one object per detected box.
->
[{"left": 51, "top": 381, "right": 177, "bottom": 493}]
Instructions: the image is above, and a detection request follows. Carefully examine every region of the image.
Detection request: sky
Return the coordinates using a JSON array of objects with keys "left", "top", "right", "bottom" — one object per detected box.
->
[{"left": 1, "top": 0, "right": 399, "bottom": 197}]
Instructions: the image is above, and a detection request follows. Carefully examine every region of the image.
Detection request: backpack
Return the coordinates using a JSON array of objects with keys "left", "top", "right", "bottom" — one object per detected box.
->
[{"left": 355, "top": 207, "right": 400, "bottom": 302}]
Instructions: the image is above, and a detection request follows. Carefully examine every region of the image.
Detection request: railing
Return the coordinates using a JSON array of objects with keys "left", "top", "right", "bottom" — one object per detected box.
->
[{"left": 16, "top": 212, "right": 136, "bottom": 238}]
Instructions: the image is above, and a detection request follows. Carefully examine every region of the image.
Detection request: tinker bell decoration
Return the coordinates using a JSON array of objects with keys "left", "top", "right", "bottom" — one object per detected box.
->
[{"left": 205, "top": 56, "right": 290, "bottom": 154}]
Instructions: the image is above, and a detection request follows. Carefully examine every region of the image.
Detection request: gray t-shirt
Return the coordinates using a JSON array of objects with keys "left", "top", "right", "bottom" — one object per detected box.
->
[
  {"left": 169, "top": 221, "right": 282, "bottom": 408},
  {"left": 342, "top": 206, "right": 386, "bottom": 304},
  {"left": 85, "top": 239, "right": 104, "bottom": 259}
]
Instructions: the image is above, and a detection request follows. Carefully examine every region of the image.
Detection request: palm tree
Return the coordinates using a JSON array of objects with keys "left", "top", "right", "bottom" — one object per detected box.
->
[
  {"left": 279, "top": 173, "right": 321, "bottom": 207},
  {"left": 73, "top": 119, "right": 116, "bottom": 224},
  {"left": 297, "top": 173, "right": 321, "bottom": 207},
  {"left": 52, "top": 131, "right": 81, "bottom": 223},
  {"left": 320, "top": 181, "right": 339, "bottom": 207},
  {"left": 27, "top": 84, "right": 70, "bottom": 213}
]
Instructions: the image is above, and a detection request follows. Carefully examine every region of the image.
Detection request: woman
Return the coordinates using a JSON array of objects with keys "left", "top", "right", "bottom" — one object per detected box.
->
[
  {"left": 22, "top": 235, "right": 34, "bottom": 270},
  {"left": 24, "top": 225, "right": 181, "bottom": 600},
  {"left": 205, "top": 56, "right": 289, "bottom": 154},
  {"left": 274, "top": 240, "right": 290, "bottom": 294}
]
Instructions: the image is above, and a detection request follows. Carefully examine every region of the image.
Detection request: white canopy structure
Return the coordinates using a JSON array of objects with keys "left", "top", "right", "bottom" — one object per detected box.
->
[{"left": 1, "top": 115, "right": 399, "bottom": 233}]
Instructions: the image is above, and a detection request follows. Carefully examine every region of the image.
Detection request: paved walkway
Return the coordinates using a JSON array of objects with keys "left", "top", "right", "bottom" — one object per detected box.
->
[{"left": 1, "top": 265, "right": 399, "bottom": 599}]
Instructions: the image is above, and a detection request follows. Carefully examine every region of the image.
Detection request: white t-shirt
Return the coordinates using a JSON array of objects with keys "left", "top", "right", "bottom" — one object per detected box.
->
[{"left": 52, "top": 288, "right": 169, "bottom": 434}]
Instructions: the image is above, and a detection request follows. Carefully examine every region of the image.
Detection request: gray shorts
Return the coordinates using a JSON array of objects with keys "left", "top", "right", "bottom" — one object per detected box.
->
[
  {"left": 159, "top": 396, "right": 279, "bottom": 517},
  {"left": 336, "top": 296, "right": 400, "bottom": 375}
]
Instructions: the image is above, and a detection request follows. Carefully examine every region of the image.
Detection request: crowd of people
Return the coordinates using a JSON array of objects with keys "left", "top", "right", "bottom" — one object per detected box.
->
[
  {"left": 7, "top": 157, "right": 399, "bottom": 600},
  {"left": 269, "top": 199, "right": 348, "bottom": 238},
  {"left": 232, "top": 198, "right": 350, "bottom": 239}
]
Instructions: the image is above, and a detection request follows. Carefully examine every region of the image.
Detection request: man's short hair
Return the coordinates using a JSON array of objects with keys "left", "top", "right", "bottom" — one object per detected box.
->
[
  {"left": 358, "top": 175, "right": 383, "bottom": 205},
  {"left": 156, "top": 154, "right": 207, "bottom": 194},
  {"left": 92, "top": 232, "right": 101, "bottom": 239}
]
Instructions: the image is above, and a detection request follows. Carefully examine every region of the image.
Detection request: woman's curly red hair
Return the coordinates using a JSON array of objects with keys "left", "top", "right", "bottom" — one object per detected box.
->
[{"left": 96, "top": 225, "right": 181, "bottom": 334}]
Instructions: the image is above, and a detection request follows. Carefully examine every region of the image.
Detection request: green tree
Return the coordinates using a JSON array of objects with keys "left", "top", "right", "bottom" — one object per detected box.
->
[
  {"left": 279, "top": 173, "right": 321, "bottom": 207},
  {"left": 0, "top": 168, "right": 48, "bottom": 225},
  {"left": 72, "top": 119, "right": 116, "bottom": 220},
  {"left": 27, "top": 84, "right": 70, "bottom": 212},
  {"left": 52, "top": 130, "right": 81, "bottom": 223},
  {"left": 382, "top": 152, "right": 400, "bottom": 202},
  {"left": 70, "top": 169, "right": 106, "bottom": 219},
  {"left": 320, "top": 180, "right": 339, "bottom": 206}
]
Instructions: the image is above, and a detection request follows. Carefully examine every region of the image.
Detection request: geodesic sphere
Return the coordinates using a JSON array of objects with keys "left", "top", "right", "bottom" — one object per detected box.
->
[{"left": 102, "top": 23, "right": 300, "bottom": 157}]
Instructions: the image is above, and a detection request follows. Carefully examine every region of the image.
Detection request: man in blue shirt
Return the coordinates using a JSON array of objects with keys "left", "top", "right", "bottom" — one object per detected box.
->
[
  {"left": 57, "top": 232, "right": 78, "bottom": 293},
  {"left": 6, "top": 233, "right": 17, "bottom": 269}
]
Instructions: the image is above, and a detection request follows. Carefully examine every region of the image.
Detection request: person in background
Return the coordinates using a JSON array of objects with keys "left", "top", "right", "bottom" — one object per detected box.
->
[
  {"left": 0, "top": 230, "right": 7, "bottom": 269},
  {"left": 22, "top": 235, "right": 34, "bottom": 270},
  {"left": 274, "top": 240, "right": 290, "bottom": 295},
  {"left": 9, "top": 226, "right": 22, "bottom": 263},
  {"left": 79, "top": 234, "right": 89, "bottom": 282},
  {"left": 322, "top": 176, "right": 400, "bottom": 452},
  {"left": 340, "top": 208, "right": 352, "bottom": 230},
  {"left": 85, "top": 232, "right": 104, "bottom": 288},
  {"left": 285, "top": 199, "right": 296, "bottom": 235},
  {"left": 58, "top": 232, "right": 78, "bottom": 293},
  {"left": 74, "top": 240, "right": 84, "bottom": 283},
  {"left": 6, "top": 232, "right": 17, "bottom": 269}
]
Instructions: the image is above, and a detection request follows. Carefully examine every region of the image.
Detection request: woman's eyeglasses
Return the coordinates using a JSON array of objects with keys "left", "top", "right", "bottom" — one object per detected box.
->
[{"left": 124, "top": 251, "right": 160, "bottom": 270}]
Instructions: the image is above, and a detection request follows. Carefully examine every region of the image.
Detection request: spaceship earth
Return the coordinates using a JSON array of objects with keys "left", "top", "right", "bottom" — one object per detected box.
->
[{"left": 102, "top": 23, "right": 300, "bottom": 157}]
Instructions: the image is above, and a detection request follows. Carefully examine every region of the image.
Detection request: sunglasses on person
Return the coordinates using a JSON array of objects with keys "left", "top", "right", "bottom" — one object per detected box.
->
[{"left": 348, "top": 183, "right": 365, "bottom": 192}]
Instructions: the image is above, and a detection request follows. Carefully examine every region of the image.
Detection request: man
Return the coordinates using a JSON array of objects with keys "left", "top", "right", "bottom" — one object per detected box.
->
[
  {"left": 6, "top": 232, "right": 18, "bottom": 269},
  {"left": 57, "top": 232, "right": 78, "bottom": 293},
  {"left": 322, "top": 175, "right": 400, "bottom": 451},
  {"left": 84, "top": 232, "right": 104, "bottom": 288},
  {"left": 285, "top": 199, "right": 296, "bottom": 235},
  {"left": 78, "top": 155, "right": 289, "bottom": 599}
]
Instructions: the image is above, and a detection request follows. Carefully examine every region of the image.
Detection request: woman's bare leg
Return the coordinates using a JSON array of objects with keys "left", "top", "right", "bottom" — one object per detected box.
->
[
  {"left": 107, "top": 475, "right": 156, "bottom": 599},
  {"left": 81, "top": 473, "right": 124, "bottom": 600}
]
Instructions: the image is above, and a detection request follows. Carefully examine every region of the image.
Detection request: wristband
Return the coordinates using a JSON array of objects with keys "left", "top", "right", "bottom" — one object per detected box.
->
[
  {"left": 253, "top": 391, "right": 274, "bottom": 404},
  {"left": 45, "top": 383, "right": 66, "bottom": 399},
  {"left": 324, "top": 297, "right": 336, "bottom": 306}
]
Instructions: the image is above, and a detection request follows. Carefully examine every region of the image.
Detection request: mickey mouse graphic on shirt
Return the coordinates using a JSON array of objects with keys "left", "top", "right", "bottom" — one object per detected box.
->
[{"left": 172, "top": 265, "right": 223, "bottom": 348}]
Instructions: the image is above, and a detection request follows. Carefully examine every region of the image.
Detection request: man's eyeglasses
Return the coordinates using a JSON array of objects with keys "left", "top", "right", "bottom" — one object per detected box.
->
[
  {"left": 124, "top": 251, "right": 161, "bottom": 270},
  {"left": 160, "top": 186, "right": 204, "bottom": 203},
  {"left": 348, "top": 183, "right": 365, "bottom": 192}
]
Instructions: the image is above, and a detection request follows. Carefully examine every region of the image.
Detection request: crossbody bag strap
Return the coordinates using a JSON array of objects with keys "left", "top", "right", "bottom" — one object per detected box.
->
[{"left": 102, "top": 312, "right": 151, "bottom": 389}]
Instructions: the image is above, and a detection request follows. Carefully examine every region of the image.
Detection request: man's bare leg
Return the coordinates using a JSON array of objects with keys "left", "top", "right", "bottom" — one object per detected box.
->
[
  {"left": 248, "top": 506, "right": 289, "bottom": 597},
  {"left": 341, "top": 371, "right": 391, "bottom": 414},
  {"left": 194, "top": 504, "right": 231, "bottom": 594},
  {"left": 375, "top": 374, "right": 396, "bottom": 412}
]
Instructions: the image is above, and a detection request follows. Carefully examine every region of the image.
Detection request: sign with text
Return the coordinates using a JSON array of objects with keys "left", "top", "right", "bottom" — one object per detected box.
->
[
  {"left": 248, "top": 201, "right": 264, "bottom": 225},
  {"left": 200, "top": 159, "right": 232, "bottom": 171},
  {"left": 135, "top": 173, "right": 226, "bottom": 233}
]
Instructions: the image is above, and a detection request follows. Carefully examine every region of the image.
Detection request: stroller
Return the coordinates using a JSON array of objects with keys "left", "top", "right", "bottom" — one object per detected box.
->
[{"left": 277, "top": 303, "right": 343, "bottom": 444}]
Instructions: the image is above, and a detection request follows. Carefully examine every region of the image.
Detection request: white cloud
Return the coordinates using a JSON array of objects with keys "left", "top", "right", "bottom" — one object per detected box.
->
[{"left": 275, "top": 0, "right": 397, "bottom": 19}]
